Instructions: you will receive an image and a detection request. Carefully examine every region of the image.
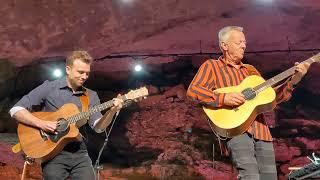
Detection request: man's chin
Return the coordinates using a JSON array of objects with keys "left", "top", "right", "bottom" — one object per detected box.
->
[
  {"left": 77, "top": 82, "right": 84, "bottom": 87},
  {"left": 238, "top": 54, "right": 244, "bottom": 60}
]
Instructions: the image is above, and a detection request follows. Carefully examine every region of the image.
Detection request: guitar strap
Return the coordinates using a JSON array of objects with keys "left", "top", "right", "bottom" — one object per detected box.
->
[
  {"left": 77, "top": 90, "right": 90, "bottom": 127},
  {"left": 80, "top": 90, "right": 89, "bottom": 112}
]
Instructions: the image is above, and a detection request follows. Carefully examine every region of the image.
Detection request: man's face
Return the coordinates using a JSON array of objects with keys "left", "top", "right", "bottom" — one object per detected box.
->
[
  {"left": 66, "top": 59, "right": 91, "bottom": 88},
  {"left": 222, "top": 30, "right": 247, "bottom": 63}
]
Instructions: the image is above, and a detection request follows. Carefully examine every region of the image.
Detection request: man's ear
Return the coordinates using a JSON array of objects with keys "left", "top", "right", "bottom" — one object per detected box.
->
[
  {"left": 220, "top": 42, "right": 228, "bottom": 51},
  {"left": 66, "top": 66, "right": 71, "bottom": 75}
]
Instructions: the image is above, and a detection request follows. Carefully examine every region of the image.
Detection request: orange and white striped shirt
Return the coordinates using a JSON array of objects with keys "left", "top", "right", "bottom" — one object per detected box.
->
[{"left": 187, "top": 56, "right": 294, "bottom": 141}]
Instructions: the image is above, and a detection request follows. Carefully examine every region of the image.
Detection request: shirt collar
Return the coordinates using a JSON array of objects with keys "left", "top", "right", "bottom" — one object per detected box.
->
[
  {"left": 59, "top": 78, "right": 87, "bottom": 95},
  {"left": 218, "top": 56, "right": 245, "bottom": 69}
]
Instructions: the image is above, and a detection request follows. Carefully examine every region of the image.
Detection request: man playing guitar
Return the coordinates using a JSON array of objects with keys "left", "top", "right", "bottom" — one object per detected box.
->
[
  {"left": 187, "top": 26, "right": 311, "bottom": 179},
  {"left": 10, "top": 50, "right": 124, "bottom": 180}
]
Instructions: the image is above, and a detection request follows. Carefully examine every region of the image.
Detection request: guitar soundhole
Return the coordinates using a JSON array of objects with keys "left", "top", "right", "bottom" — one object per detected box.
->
[
  {"left": 48, "top": 118, "right": 70, "bottom": 143},
  {"left": 241, "top": 88, "right": 256, "bottom": 100},
  {"left": 56, "top": 118, "right": 69, "bottom": 132}
]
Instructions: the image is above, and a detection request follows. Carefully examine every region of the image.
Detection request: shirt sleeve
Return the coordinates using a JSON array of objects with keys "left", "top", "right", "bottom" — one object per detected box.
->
[
  {"left": 9, "top": 80, "right": 51, "bottom": 115},
  {"left": 274, "top": 78, "right": 295, "bottom": 104},
  {"left": 88, "top": 91, "right": 103, "bottom": 129},
  {"left": 186, "top": 60, "right": 225, "bottom": 108},
  {"left": 9, "top": 106, "right": 26, "bottom": 117}
]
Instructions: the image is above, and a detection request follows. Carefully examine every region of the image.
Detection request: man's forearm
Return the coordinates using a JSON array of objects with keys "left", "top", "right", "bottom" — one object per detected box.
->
[
  {"left": 93, "top": 109, "right": 118, "bottom": 133},
  {"left": 12, "top": 109, "right": 43, "bottom": 129}
]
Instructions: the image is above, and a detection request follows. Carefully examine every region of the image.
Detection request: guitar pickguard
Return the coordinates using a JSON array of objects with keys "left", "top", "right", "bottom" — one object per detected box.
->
[{"left": 39, "top": 118, "right": 70, "bottom": 143}]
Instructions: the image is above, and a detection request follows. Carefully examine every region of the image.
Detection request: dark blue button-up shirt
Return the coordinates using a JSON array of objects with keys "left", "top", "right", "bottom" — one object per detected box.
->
[
  {"left": 11, "top": 78, "right": 103, "bottom": 151},
  {"left": 13, "top": 78, "right": 102, "bottom": 127}
]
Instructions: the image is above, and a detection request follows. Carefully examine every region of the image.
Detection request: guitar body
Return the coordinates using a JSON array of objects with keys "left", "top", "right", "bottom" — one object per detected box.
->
[
  {"left": 16, "top": 87, "right": 149, "bottom": 164},
  {"left": 17, "top": 103, "right": 82, "bottom": 163},
  {"left": 203, "top": 75, "right": 277, "bottom": 138}
]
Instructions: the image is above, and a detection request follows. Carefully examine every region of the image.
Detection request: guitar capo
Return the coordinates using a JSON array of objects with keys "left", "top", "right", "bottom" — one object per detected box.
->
[{"left": 307, "top": 152, "right": 320, "bottom": 165}]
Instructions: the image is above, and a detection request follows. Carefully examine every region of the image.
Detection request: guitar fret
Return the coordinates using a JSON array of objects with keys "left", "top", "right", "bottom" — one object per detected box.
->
[
  {"left": 65, "top": 87, "right": 147, "bottom": 125},
  {"left": 253, "top": 54, "right": 320, "bottom": 94}
]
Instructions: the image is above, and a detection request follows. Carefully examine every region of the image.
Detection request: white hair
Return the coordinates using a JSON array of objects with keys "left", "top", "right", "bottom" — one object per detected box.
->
[{"left": 218, "top": 26, "right": 244, "bottom": 49}]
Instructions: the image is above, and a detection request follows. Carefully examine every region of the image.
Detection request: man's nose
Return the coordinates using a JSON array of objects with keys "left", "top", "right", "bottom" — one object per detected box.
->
[
  {"left": 81, "top": 74, "right": 88, "bottom": 80},
  {"left": 241, "top": 43, "right": 246, "bottom": 49}
]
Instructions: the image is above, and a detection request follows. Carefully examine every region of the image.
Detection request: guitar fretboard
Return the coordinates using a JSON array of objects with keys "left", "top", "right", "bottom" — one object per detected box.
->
[
  {"left": 253, "top": 55, "right": 318, "bottom": 93},
  {"left": 66, "top": 96, "right": 127, "bottom": 124},
  {"left": 289, "top": 163, "right": 320, "bottom": 179}
]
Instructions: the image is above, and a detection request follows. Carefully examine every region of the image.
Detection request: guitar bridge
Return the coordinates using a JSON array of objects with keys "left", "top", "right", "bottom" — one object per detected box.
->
[{"left": 39, "top": 130, "right": 49, "bottom": 141}]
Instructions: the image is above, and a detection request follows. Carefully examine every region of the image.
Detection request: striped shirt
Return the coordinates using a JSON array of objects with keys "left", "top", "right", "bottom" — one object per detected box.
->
[{"left": 187, "top": 56, "right": 294, "bottom": 141}]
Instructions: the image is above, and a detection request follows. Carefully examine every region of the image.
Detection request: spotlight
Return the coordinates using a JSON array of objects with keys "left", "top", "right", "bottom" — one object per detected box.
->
[
  {"left": 258, "top": 0, "right": 273, "bottom": 3},
  {"left": 134, "top": 64, "right": 142, "bottom": 72},
  {"left": 53, "top": 68, "right": 63, "bottom": 78},
  {"left": 121, "top": 0, "right": 133, "bottom": 3}
]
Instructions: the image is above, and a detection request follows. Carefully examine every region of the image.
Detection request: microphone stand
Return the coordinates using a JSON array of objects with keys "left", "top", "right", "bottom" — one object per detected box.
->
[{"left": 94, "top": 110, "right": 120, "bottom": 180}]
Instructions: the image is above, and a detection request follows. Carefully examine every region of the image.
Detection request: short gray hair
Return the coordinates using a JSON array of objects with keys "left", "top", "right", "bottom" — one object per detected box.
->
[{"left": 218, "top": 26, "right": 244, "bottom": 46}]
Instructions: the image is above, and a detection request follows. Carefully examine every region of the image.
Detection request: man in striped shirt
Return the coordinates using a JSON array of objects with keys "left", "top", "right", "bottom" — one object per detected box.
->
[{"left": 187, "top": 26, "right": 310, "bottom": 180}]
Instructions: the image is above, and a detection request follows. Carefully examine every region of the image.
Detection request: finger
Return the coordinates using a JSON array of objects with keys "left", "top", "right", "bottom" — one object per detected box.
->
[
  {"left": 113, "top": 99, "right": 120, "bottom": 106},
  {"left": 304, "top": 63, "right": 310, "bottom": 68},
  {"left": 233, "top": 96, "right": 243, "bottom": 103},
  {"left": 113, "top": 101, "right": 119, "bottom": 106},
  {"left": 232, "top": 100, "right": 240, "bottom": 106},
  {"left": 232, "top": 98, "right": 242, "bottom": 105},
  {"left": 116, "top": 102, "right": 123, "bottom": 107},
  {"left": 235, "top": 98, "right": 245, "bottom": 105},
  {"left": 295, "top": 66, "right": 302, "bottom": 72},
  {"left": 49, "top": 127, "right": 56, "bottom": 134},
  {"left": 235, "top": 93, "right": 245, "bottom": 99},
  {"left": 239, "top": 95, "right": 246, "bottom": 102},
  {"left": 116, "top": 98, "right": 124, "bottom": 103},
  {"left": 295, "top": 67, "right": 302, "bottom": 73},
  {"left": 53, "top": 129, "right": 58, "bottom": 134},
  {"left": 234, "top": 94, "right": 245, "bottom": 102}
]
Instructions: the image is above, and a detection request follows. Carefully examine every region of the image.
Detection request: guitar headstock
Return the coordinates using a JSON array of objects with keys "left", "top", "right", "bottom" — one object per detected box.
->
[{"left": 124, "top": 87, "right": 149, "bottom": 100}]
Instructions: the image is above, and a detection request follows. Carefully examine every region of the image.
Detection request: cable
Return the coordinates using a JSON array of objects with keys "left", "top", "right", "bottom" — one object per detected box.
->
[
  {"left": 93, "top": 100, "right": 134, "bottom": 180},
  {"left": 94, "top": 110, "right": 121, "bottom": 180}
]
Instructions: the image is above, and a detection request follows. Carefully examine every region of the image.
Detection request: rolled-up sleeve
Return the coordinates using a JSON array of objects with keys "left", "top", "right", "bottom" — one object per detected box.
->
[
  {"left": 274, "top": 78, "right": 295, "bottom": 104},
  {"left": 88, "top": 91, "right": 103, "bottom": 129},
  {"left": 10, "top": 80, "right": 51, "bottom": 115}
]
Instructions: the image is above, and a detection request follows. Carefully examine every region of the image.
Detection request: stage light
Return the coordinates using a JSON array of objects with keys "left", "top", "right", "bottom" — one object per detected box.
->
[
  {"left": 134, "top": 64, "right": 142, "bottom": 72},
  {"left": 121, "top": 0, "right": 133, "bottom": 3},
  {"left": 53, "top": 68, "right": 63, "bottom": 78},
  {"left": 258, "top": 0, "right": 273, "bottom": 2}
]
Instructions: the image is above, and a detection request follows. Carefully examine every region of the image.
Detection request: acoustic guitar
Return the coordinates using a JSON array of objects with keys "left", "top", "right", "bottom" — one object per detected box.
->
[
  {"left": 203, "top": 53, "right": 319, "bottom": 138},
  {"left": 17, "top": 87, "right": 148, "bottom": 163}
]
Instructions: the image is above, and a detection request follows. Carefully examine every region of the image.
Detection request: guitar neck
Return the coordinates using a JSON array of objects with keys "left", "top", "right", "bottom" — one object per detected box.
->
[
  {"left": 65, "top": 86, "right": 148, "bottom": 125},
  {"left": 67, "top": 95, "right": 128, "bottom": 124},
  {"left": 254, "top": 56, "right": 317, "bottom": 92}
]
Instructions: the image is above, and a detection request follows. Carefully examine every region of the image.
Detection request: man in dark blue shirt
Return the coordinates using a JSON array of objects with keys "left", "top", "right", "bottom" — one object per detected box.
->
[{"left": 9, "top": 50, "right": 123, "bottom": 180}]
